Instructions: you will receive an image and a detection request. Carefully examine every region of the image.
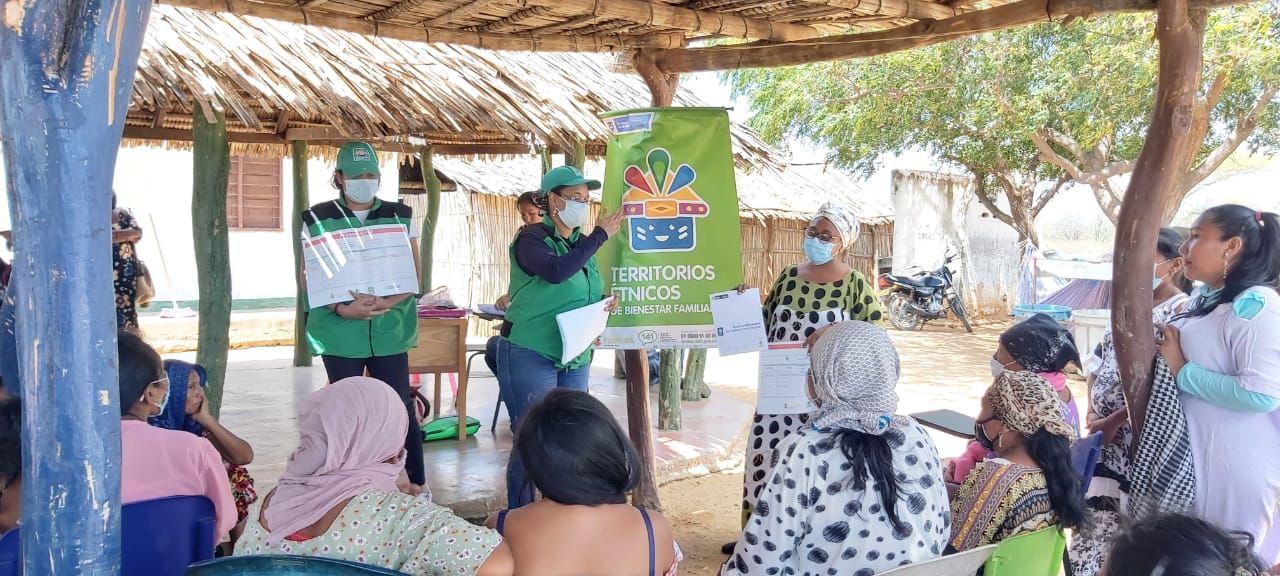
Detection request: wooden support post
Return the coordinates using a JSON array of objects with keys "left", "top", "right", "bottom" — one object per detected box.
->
[
  {"left": 193, "top": 102, "right": 233, "bottom": 418},
  {"left": 419, "top": 147, "right": 442, "bottom": 292},
  {"left": 569, "top": 141, "right": 588, "bottom": 171},
  {"left": 291, "top": 140, "right": 312, "bottom": 367},
  {"left": 682, "top": 349, "right": 710, "bottom": 400},
  {"left": 540, "top": 145, "right": 554, "bottom": 175},
  {"left": 658, "top": 350, "right": 682, "bottom": 430},
  {"left": 1113, "top": 0, "right": 1205, "bottom": 441},
  {"left": 0, "top": 0, "right": 153, "bottom": 572}
]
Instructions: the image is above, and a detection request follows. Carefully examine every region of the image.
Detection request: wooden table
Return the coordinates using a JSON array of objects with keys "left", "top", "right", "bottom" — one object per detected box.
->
[{"left": 406, "top": 317, "right": 470, "bottom": 440}]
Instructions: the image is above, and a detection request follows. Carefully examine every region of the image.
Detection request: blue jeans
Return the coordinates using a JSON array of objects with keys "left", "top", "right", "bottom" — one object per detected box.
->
[{"left": 496, "top": 338, "right": 589, "bottom": 508}]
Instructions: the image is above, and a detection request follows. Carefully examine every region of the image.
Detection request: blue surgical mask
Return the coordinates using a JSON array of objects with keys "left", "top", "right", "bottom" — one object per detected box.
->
[
  {"left": 803, "top": 237, "right": 834, "bottom": 265},
  {"left": 1152, "top": 275, "right": 1165, "bottom": 290},
  {"left": 344, "top": 178, "right": 379, "bottom": 204},
  {"left": 557, "top": 199, "right": 589, "bottom": 229}
]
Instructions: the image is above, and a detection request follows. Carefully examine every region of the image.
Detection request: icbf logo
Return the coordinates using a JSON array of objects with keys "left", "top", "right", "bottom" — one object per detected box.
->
[{"left": 621, "top": 148, "right": 709, "bottom": 253}]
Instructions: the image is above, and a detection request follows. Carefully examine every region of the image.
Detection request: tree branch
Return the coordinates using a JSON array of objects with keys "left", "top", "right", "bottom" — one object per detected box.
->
[
  {"left": 1032, "top": 129, "right": 1086, "bottom": 180},
  {"left": 1033, "top": 175, "right": 1069, "bottom": 218},
  {"left": 1189, "top": 84, "right": 1280, "bottom": 188}
]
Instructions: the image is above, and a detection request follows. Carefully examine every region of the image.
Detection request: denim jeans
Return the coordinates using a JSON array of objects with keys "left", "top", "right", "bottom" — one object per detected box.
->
[{"left": 496, "top": 338, "right": 589, "bottom": 508}]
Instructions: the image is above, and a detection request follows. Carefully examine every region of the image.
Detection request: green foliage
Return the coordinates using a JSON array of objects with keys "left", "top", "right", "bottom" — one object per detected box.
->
[{"left": 728, "top": 3, "right": 1280, "bottom": 194}]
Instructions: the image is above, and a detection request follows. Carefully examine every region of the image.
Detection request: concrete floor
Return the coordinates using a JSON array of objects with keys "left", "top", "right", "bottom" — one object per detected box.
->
[{"left": 166, "top": 346, "right": 753, "bottom": 519}]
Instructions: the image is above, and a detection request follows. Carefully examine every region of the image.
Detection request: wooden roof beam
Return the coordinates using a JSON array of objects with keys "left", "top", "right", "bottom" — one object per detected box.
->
[
  {"left": 552, "top": 0, "right": 821, "bottom": 41},
  {"left": 805, "top": 0, "right": 959, "bottom": 20},
  {"left": 653, "top": 0, "right": 1251, "bottom": 72},
  {"left": 422, "top": 0, "right": 506, "bottom": 26},
  {"left": 159, "top": 0, "right": 685, "bottom": 51},
  {"left": 124, "top": 126, "right": 532, "bottom": 156}
]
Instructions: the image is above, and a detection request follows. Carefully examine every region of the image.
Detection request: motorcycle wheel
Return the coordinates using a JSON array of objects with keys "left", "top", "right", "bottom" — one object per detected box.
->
[
  {"left": 887, "top": 294, "right": 922, "bottom": 331},
  {"left": 950, "top": 295, "right": 974, "bottom": 333}
]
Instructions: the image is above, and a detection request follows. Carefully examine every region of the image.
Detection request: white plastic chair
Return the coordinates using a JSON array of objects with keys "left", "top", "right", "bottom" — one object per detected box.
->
[{"left": 875, "top": 544, "right": 999, "bottom": 576}]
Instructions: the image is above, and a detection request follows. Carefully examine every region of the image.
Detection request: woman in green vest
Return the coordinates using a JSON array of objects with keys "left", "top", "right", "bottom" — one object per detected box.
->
[
  {"left": 498, "top": 165, "right": 622, "bottom": 508},
  {"left": 301, "top": 141, "right": 425, "bottom": 492}
]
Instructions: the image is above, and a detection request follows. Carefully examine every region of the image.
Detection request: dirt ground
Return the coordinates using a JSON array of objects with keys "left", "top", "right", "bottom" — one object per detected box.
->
[{"left": 663, "top": 321, "right": 1088, "bottom": 575}]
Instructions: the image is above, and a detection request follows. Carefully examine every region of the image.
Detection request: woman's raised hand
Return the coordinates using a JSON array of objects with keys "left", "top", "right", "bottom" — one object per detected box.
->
[{"left": 596, "top": 209, "right": 624, "bottom": 238}]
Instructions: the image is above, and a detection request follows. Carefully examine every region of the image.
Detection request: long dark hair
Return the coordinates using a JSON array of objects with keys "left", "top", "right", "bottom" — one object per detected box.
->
[
  {"left": 1025, "top": 429, "right": 1088, "bottom": 530},
  {"left": 1184, "top": 204, "right": 1280, "bottom": 318},
  {"left": 834, "top": 429, "right": 907, "bottom": 533},
  {"left": 117, "top": 331, "right": 164, "bottom": 417},
  {"left": 0, "top": 399, "right": 19, "bottom": 483},
  {"left": 515, "top": 389, "right": 640, "bottom": 506},
  {"left": 1107, "top": 513, "right": 1268, "bottom": 575},
  {"left": 1158, "top": 227, "right": 1193, "bottom": 294}
]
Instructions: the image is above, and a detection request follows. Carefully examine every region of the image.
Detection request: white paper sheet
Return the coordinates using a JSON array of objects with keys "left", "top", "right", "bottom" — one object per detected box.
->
[
  {"left": 709, "top": 289, "right": 768, "bottom": 356},
  {"left": 555, "top": 298, "right": 614, "bottom": 364},
  {"left": 475, "top": 304, "right": 507, "bottom": 318},
  {"left": 302, "top": 224, "right": 420, "bottom": 308},
  {"left": 757, "top": 343, "right": 816, "bottom": 415}
]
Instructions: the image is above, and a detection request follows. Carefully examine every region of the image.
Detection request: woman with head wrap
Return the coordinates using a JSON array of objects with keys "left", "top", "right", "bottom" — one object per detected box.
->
[
  {"left": 722, "top": 322, "right": 949, "bottom": 575},
  {"left": 151, "top": 360, "right": 257, "bottom": 549},
  {"left": 948, "top": 371, "right": 1087, "bottom": 553},
  {"left": 235, "top": 377, "right": 513, "bottom": 576},
  {"left": 726, "top": 203, "right": 885, "bottom": 553}
]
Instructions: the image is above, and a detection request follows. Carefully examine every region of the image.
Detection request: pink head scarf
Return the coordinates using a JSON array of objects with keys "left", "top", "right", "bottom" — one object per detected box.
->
[{"left": 263, "top": 377, "right": 408, "bottom": 543}]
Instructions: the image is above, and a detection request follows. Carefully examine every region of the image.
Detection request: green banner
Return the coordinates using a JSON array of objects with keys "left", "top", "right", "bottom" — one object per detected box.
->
[{"left": 597, "top": 107, "right": 744, "bottom": 349}]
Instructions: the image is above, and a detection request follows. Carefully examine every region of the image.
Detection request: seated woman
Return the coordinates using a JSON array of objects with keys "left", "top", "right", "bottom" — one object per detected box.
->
[
  {"left": 118, "top": 331, "right": 237, "bottom": 541},
  {"left": 0, "top": 398, "right": 19, "bottom": 533},
  {"left": 151, "top": 360, "right": 257, "bottom": 548},
  {"left": 949, "top": 313, "right": 1081, "bottom": 483},
  {"left": 494, "top": 388, "right": 678, "bottom": 575},
  {"left": 1103, "top": 513, "right": 1270, "bottom": 576},
  {"left": 723, "top": 321, "right": 950, "bottom": 575},
  {"left": 235, "top": 377, "right": 513, "bottom": 576},
  {"left": 948, "top": 371, "right": 1087, "bottom": 552}
]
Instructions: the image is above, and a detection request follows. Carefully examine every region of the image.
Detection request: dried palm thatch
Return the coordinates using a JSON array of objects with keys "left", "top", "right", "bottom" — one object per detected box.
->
[{"left": 126, "top": 6, "right": 780, "bottom": 166}]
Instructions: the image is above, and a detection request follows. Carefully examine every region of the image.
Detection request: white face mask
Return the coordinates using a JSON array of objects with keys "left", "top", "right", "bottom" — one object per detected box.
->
[
  {"left": 557, "top": 198, "right": 589, "bottom": 229},
  {"left": 990, "top": 357, "right": 1006, "bottom": 379},
  {"left": 344, "top": 178, "right": 379, "bottom": 204}
]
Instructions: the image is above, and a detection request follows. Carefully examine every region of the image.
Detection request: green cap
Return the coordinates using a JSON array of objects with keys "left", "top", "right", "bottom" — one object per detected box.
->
[
  {"left": 540, "top": 165, "right": 601, "bottom": 194},
  {"left": 336, "top": 142, "right": 380, "bottom": 178}
]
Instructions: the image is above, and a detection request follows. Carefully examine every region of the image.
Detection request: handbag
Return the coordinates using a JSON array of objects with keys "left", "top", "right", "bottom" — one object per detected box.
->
[{"left": 136, "top": 261, "right": 156, "bottom": 308}]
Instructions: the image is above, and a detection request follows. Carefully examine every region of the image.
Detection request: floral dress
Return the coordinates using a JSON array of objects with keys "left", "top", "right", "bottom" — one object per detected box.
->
[
  {"left": 235, "top": 489, "right": 502, "bottom": 575},
  {"left": 1068, "top": 293, "right": 1188, "bottom": 576},
  {"left": 740, "top": 264, "right": 884, "bottom": 525},
  {"left": 112, "top": 209, "right": 139, "bottom": 329}
]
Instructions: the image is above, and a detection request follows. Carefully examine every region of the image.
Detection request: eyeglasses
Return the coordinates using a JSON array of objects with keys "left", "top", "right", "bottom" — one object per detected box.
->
[
  {"left": 553, "top": 190, "right": 590, "bottom": 203},
  {"left": 804, "top": 228, "right": 836, "bottom": 243}
]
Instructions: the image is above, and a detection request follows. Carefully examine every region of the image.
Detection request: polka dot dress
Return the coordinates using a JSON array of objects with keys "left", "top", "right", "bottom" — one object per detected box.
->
[
  {"left": 723, "top": 422, "right": 951, "bottom": 575},
  {"left": 741, "top": 265, "right": 885, "bottom": 525}
]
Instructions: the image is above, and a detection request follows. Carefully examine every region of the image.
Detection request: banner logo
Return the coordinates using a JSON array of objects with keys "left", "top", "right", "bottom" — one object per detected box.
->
[{"left": 621, "top": 148, "right": 710, "bottom": 253}]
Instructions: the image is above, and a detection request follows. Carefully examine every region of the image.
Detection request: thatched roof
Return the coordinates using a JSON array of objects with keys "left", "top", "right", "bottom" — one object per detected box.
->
[
  {"left": 127, "top": 6, "right": 778, "bottom": 165},
  {"left": 430, "top": 156, "right": 894, "bottom": 224}
]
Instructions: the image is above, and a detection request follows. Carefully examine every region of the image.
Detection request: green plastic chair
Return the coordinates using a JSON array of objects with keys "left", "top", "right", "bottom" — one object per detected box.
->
[{"left": 982, "top": 526, "right": 1066, "bottom": 576}]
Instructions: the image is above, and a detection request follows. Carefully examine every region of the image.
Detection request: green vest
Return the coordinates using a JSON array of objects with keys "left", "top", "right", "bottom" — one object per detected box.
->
[
  {"left": 302, "top": 198, "right": 419, "bottom": 358},
  {"left": 505, "top": 223, "right": 603, "bottom": 369}
]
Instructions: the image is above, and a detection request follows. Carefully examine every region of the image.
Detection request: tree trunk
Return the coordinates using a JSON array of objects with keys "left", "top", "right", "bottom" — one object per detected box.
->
[
  {"left": 658, "top": 350, "right": 682, "bottom": 430},
  {"left": 0, "top": 1, "right": 153, "bottom": 570},
  {"left": 419, "top": 147, "right": 442, "bottom": 292},
  {"left": 291, "top": 140, "right": 312, "bottom": 367},
  {"left": 682, "top": 349, "right": 710, "bottom": 400},
  {"left": 1113, "top": 1, "right": 1205, "bottom": 442},
  {"left": 193, "top": 102, "right": 233, "bottom": 419}
]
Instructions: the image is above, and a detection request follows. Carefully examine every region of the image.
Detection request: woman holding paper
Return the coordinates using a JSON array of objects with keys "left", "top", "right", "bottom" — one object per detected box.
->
[
  {"left": 497, "top": 165, "right": 623, "bottom": 509},
  {"left": 301, "top": 141, "right": 425, "bottom": 493},
  {"left": 726, "top": 202, "right": 885, "bottom": 553}
]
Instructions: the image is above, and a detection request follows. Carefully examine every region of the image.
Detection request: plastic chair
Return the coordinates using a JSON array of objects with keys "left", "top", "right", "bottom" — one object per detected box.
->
[
  {"left": 0, "top": 495, "right": 216, "bottom": 576},
  {"left": 1072, "top": 432, "right": 1104, "bottom": 491},
  {"left": 982, "top": 526, "right": 1067, "bottom": 576},
  {"left": 186, "top": 555, "right": 411, "bottom": 575},
  {"left": 876, "top": 544, "right": 997, "bottom": 575}
]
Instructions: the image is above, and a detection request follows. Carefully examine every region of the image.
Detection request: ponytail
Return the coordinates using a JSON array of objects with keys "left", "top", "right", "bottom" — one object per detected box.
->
[
  {"left": 1025, "top": 429, "right": 1088, "bottom": 530},
  {"left": 834, "top": 429, "right": 907, "bottom": 533},
  {"left": 1184, "top": 205, "right": 1280, "bottom": 318}
]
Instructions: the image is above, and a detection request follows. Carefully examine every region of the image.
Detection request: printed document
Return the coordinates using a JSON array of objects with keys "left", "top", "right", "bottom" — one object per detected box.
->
[
  {"left": 556, "top": 298, "right": 614, "bottom": 364},
  {"left": 757, "top": 343, "right": 816, "bottom": 414},
  {"left": 709, "top": 289, "right": 767, "bottom": 356},
  {"left": 303, "top": 224, "right": 419, "bottom": 308}
]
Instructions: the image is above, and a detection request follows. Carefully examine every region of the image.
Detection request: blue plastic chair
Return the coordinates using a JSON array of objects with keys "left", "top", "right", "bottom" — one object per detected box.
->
[
  {"left": 186, "top": 555, "right": 411, "bottom": 575},
  {"left": 1072, "top": 432, "right": 1104, "bottom": 491},
  {"left": 0, "top": 495, "right": 216, "bottom": 575}
]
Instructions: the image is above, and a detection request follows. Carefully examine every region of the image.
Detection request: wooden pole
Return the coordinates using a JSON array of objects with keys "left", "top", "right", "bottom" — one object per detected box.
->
[
  {"left": 568, "top": 140, "right": 587, "bottom": 171},
  {"left": 193, "top": 102, "right": 233, "bottom": 418},
  {"left": 682, "top": 349, "right": 710, "bottom": 400},
  {"left": 658, "top": 350, "right": 682, "bottom": 430},
  {"left": 419, "top": 147, "right": 442, "bottom": 292},
  {"left": 291, "top": 140, "right": 312, "bottom": 367},
  {"left": 1113, "top": 0, "right": 1205, "bottom": 440},
  {"left": 0, "top": 0, "right": 153, "bottom": 571},
  {"left": 540, "top": 145, "right": 553, "bottom": 175}
]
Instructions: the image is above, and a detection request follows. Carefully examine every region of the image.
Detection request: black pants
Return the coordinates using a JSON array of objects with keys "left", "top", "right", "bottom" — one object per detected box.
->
[{"left": 321, "top": 353, "right": 426, "bottom": 486}]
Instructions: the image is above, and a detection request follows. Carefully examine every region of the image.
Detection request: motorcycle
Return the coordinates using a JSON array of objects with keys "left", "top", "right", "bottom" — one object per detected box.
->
[{"left": 877, "top": 251, "right": 973, "bottom": 333}]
